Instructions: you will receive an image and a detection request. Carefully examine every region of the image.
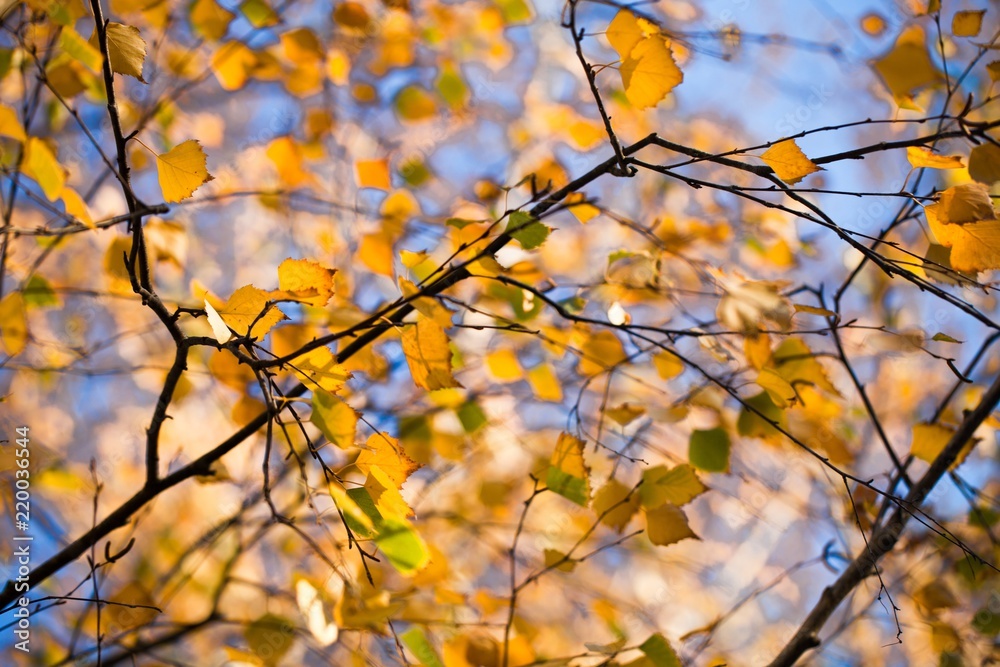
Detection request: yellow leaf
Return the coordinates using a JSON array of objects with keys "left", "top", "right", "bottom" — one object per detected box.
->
[
  {"left": 0, "top": 292, "right": 28, "bottom": 356},
  {"left": 744, "top": 333, "right": 772, "bottom": 370},
  {"left": 937, "top": 182, "right": 997, "bottom": 224},
  {"left": 59, "top": 27, "right": 103, "bottom": 72},
  {"left": 606, "top": 9, "right": 659, "bottom": 62},
  {"left": 606, "top": 402, "right": 645, "bottom": 426},
  {"left": 988, "top": 60, "right": 1000, "bottom": 83},
  {"left": 356, "top": 433, "right": 419, "bottom": 487},
  {"left": 910, "top": 423, "right": 973, "bottom": 468},
  {"left": 620, "top": 35, "right": 683, "bottom": 110},
  {"left": 592, "top": 479, "right": 639, "bottom": 533},
  {"left": 565, "top": 192, "right": 600, "bottom": 224},
  {"left": 399, "top": 278, "right": 453, "bottom": 329},
  {"left": 547, "top": 432, "right": 591, "bottom": 505},
  {"left": 401, "top": 315, "right": 461, "bottom": 390},
  {"left": 355, "top": 158, "right": 391, "bottom": 190},
  {"left": 542, "top": 549, "right": 576, "bottom": 572},
  {"left": 60, "top": 186, "right": 94, "bottom": 228},
  {"left": 266, "top": 136, "right": 317, "bottom": 188},
  {"left": 773, "top": 338, "right": 840, "bottom": 395},
  {"left": 276, "top": 257, "right": 336, "bottom": 306},
  {"left": 218, "top": 284, "right": 286, "bottom": 339},
  {"left": 23, "top": 137, "right": 66, "bottom": 201},
  {"left": 311, "top": 390, "right": 358, "bottom": 448},
  {"left": 326, "top": 48, "right": 350, "bottom": 85},
  {"left": 969, "top": 143, "right": 1000, "bottom": 185},
  {"left": 95, "top": 22, "right": 147, "bottom": 81},
  {"left": 577, "top": 330, "right": 627, "bottom": 376},
  {"left": 190, "top": 0, "right": 234, "bottom": 41},
  {"left": 952, "top": 9, "right": 985, "bottom": 37},
  {"left": 873, "top": 25, "right": 942, "bottom": 105},
  {"left": 652, "top": 351, "right": 684, "bottom": 379},
  {"left": 0, "top": 104, "right": 25, "bottom": 142},
  {"left": 211, "top": 41, "right": 257, "bottom": 90},
  {"left": 905, "top": 146, "right": 964, "bottom": 170},
  {"left": 925, "top": 187, "right": 1000, "bottom": 274},
  {"left": 290, "top": 346, "right": 350, "bottom": 393},
  {"left": 761, "top": 139, "right": 822, "bottom": 184},
  {"left": 156, "top": 139, "right": 213, "bottom": 202},
  {"left": 365, "top": 464, "right": 414, "bottom": 518},
  {"left": 527, "top": 363, "right": 562, "bottom": 402},
  {"left": 359, "top": 233, "right": 395, "bottom": 276},
  {"left": 280, "top": 27, "right": 323, "bottom": 63},
  {"left": 485, "top": 348, "right": 523, "bottom": 383},
  {"left": 645, "top": 503, "right": 698, "bottom": 547},
  {"left": 756, "top": 367, "right": 796, "bottom": 408}
]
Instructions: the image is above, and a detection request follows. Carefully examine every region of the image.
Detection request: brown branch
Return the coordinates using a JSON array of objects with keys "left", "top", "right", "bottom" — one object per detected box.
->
[{"left": 767, "top": 368, "right": 1000, "bottom": 667}]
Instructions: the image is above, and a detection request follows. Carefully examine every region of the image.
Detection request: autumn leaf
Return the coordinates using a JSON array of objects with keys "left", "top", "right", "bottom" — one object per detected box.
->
[
  {"left": 716, "top": 276, "right": 792, "bottom": 335},
  {"left": 952, "top": 10, "right": 985, "bottom": 38},
  {"left": 290, "top": 346, "right": 350, "bottom": 394},
  {"left": 910, "top": 423, "right": 974, "bottom": 468},
  {"left": 592, "top": 478, "right": 640, "bottom": 532},
  {"left": 619, "top": 35, "right": 683, "bottom": 110},
  {"left": 547, "top": 432, "right": 591, "bottom": 506},
  {"left": 216, "top": 285, "right": 287, "bottom": 340},
  {"left": 356, "top": 433, "right": 420, "bottom": 487},
  {"left": 156, "top": 140, "right": 214, "bottom": 202},
  {"left": 356, "top": 158, "right": 391, "bottom": 190},
  {"left": 873, "top": 25, "right": 942, "bottom": 106},
  {"left": 93, "top": 22, "right": 147, "bottom": 81},
  {"left": 485, "top": 348, "right": 523, "bottom": 383},
  {"left": 311, "top": 390, "right": 358, "bottom": 448},
  {"left": 23, "top": 137, "right": 66, "bottom": 201},
  {"left": 606, "top": 9, "right": 659, "bottom": 61},
  {"left": 275, "top": 257, "right": 336, "bottom": 306},
  {"left": 190, "top": 0, "right": 235, "bottom": 41},
  {"left": 0, "top": 104, "right": 25, "bottom": 142},
  {"left": 925, "top": 185, "right": 1000, "bottom": 274},
  {"left": 0, "top": 292, "right": 28, "bottom": 356},
  {"left": 761, "top": 140, "right": 823, "bottom": 184},
  {"left": 969, "top": 143, "right": 1000, "bottom": 185},
  {"left": 401, "top": 315, "right": 461, "bottom": 390},
  {"left": 906, "top": 146, "right": 964, "bottom": 170},
  {"left": 639, "top": 464, "right": 706, "bottom": 509},
  {"left": 645, "top": 503, "right": 698, "bottom": 547}
]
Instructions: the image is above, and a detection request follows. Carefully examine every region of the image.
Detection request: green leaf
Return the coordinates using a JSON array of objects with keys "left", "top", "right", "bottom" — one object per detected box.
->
[
  {"left": 737, "top": 391, "right": 786, "bottom": 439},
  {"left": 456, "top": 400, "right": 487, "bottom": 433},
  {"left": 506, "top": 211, "right": 550, "bottom": 250},
  {"left": 972, "top": 594, "right": 1000, "bottom": 635},
  {"left": 932, "top": 332, "right": 962, "bottom": 343},
  {"left": 23, "top": 275, "right": 59, "bottom": 308},
  {"left": 639, "top": 633, "right": 683, "bottom": 667},
  {"left": 400, "top": 627, "right": 445, "bottom": 667},
  {"left": 688, "top": 427, "right": 730, "bottom": 473},
  {"left": 375, "top": 517, "right": 430, "bottom": 574}
]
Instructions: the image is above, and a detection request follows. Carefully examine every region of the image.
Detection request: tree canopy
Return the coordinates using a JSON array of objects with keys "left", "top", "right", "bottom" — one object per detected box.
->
[{"left": 1, "top": 0, "right": 1000, "bottom": 665}]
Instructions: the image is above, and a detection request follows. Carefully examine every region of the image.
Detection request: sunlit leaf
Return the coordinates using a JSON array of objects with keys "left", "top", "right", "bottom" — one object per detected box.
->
[
  {"left": 906, "top": 146, "right": 964, "bottom": 170},
  {"left": 761, "top": 140, "right": 822, "bottom": 184},
  {"left": 156, "top": 140, "right": 213, "bottom": 202},
  {"left": 356, "top": 432, "right": 419, "bottom": 487},
  {"left": 952, "top": 10, "right": 985, "bottom": 37},
  {"left": 640, "top": 464, "right": 706, "bottom": 509},
  {"left": 401, "top": 315, "right": 461, "bottom": 390},
  {"left": 619, "top": 35, "right": 683, "bottom": 110},
  {"left": 592, "top": 478, "right": 639, "bottom": 532},
  {"left": 217, "top": 285, "right": 286, "bottom": 339},
  {"left": 94, "top": 22, "right": 147, "bottom": 81},
  {"left": 311, "top": 390, "right": 358, "bottom": 448}
]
